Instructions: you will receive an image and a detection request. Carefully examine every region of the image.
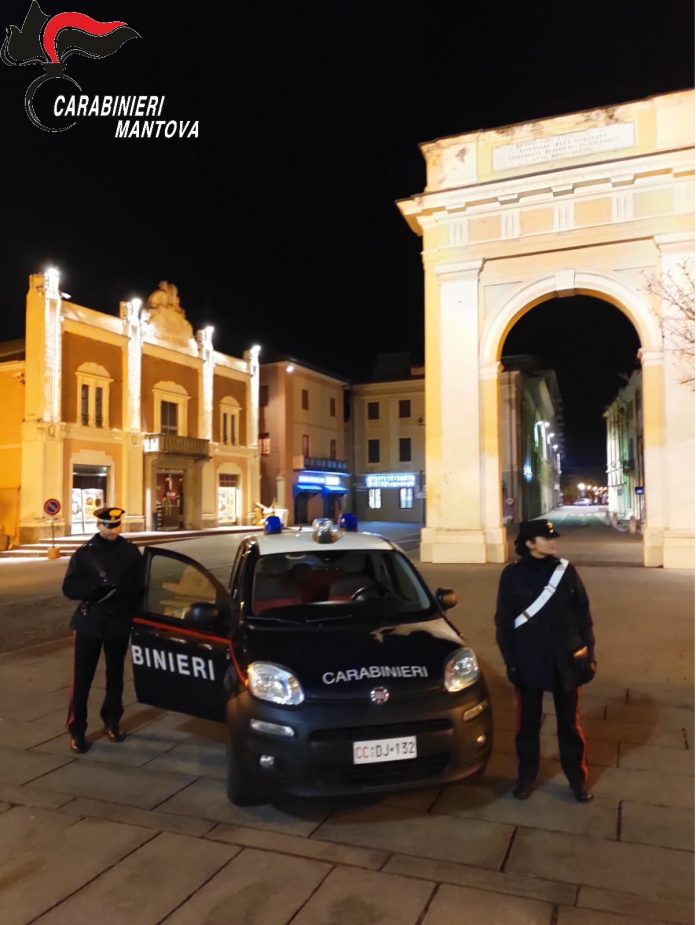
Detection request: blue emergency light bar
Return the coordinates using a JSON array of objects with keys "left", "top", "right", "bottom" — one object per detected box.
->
[{"left": 264, "top": 516, "right": 283, "bottom": 534}]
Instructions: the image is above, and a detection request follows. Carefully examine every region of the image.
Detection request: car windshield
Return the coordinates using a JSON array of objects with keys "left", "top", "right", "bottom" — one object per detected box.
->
[{"left": 249, "top": 549, "right": 436, "bottom": 622}]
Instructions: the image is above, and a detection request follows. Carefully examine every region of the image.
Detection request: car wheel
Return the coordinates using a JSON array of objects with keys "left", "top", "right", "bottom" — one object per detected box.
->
[{"left": 226, "top": 738, "right": 265, "bottom": 806}]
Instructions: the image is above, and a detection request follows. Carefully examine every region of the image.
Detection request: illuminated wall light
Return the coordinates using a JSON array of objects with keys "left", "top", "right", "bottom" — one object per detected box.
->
[{"left": 286, "top": 364, "right": 295, "bottom": 373}]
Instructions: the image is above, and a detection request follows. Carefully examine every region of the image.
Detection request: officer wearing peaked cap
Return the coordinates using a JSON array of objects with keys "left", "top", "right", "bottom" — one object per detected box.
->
[
  {"left": 495, "top": 519, "right": 596, "bottom": 803},
  {"left": 62, "top": 506, "right": 145, "bottom": 754}
]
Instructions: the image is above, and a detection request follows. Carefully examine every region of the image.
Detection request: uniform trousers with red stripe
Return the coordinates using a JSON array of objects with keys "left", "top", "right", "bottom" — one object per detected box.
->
[
  {"left": 66, "top": 631, "right": 130, "bottom": 738},
  {"left": 515, "top": 685, "right": 587, "bottom": 787}
]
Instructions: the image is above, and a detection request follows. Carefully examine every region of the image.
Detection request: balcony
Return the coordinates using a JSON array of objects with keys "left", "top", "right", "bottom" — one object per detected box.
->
[
  {"left": 292, "top": 455, "right": 348, "bottom": 473},
  {"left": 143, "top": 433, "right": 210, "bottom": 459}
]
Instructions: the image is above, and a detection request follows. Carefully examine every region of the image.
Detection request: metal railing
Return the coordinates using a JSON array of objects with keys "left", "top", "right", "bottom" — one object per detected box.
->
[{"left": 143, "top": 433, "right": 210, "bottom": 458}]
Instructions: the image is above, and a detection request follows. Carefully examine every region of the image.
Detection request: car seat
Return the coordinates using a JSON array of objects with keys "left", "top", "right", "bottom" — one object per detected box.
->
[
  {"left": 328, "top": 552, "right": 374, "bottom": 601},
  {"left": 253, "top": 557, "right": 302, "bottom": 612}
]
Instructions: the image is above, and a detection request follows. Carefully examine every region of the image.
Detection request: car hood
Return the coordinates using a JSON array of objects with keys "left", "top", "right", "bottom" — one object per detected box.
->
[{"left": 244, "top": 616, "right": 468, "bottom": 700}]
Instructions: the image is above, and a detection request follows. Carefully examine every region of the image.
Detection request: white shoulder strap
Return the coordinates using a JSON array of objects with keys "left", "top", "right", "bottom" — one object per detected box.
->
[{"left": 514, "top": 558, "right": 569, "bottom": 629}]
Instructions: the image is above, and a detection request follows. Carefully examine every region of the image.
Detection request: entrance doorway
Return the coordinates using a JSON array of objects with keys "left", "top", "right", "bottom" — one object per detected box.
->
[
  {"left": 71, "top": 465, "right": 108, "bottom": 534},
  {"left": 156, "top": 471, "right": 184, "bottom": 530},
  {"left": 218, "top": 473, "right": 239, "bottom": 524}
]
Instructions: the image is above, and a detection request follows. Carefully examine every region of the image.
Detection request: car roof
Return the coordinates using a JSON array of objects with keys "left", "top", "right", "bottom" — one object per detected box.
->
[{"left": 251, "top": 528, "right": 394, "bottom": 556}]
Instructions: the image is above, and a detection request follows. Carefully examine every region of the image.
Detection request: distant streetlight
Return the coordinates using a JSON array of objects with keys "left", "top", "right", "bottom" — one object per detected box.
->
[{"left": 578, "top": 482, "right": 586, "bottom": 491}]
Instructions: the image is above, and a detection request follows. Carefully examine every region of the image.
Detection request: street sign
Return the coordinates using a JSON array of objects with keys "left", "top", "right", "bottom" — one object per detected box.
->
[
  {"left": 634, "top": 486, "right": 645, "bottom": 495},
  {"left": 44, "top": 498, "right": 61, "bottom": 516}
]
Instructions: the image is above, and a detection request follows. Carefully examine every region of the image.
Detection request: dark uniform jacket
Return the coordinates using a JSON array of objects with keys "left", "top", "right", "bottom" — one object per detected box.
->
[
  {"left": 495, "top": 554, "right": 595, "bottom": 693},
  {"left": 63, "top": 535, "right": 145, "bottom": 639}
]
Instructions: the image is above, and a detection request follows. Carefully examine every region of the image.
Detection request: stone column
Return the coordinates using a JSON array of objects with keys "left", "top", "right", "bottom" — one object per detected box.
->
[
  {"left": 19, "top": 271, "right": 66, "bottom": 541},
  {"left": 196, "top": 326, "right": 217, "bottom": 528},
  {"left": 480, "top": 360, "right": 507, "bottom": 562},
  {"left": 653, "top": 232, "right": 695, "bottom": 568},
  {"left": 420, "top": 259, "right": 487, "bottom": 563},
  {"left": 245, "top": 345, "right": 261, "bottom": 512},
  {"left": 119, "top": 299, "right": 145, "bottom": 531}
]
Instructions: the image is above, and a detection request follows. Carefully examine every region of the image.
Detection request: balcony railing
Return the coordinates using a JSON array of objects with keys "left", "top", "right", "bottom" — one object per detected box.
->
[
  {"left": 292, "top": 455, "right": 348, "bottom": 472},
  {"left": 143, "top": 433, "right": 210, "bottom": 458}
]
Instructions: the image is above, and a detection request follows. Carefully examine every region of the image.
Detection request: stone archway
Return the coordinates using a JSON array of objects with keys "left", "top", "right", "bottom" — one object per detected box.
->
[{"left": 398, "top": 90, "right": 694, "bottom": 568}]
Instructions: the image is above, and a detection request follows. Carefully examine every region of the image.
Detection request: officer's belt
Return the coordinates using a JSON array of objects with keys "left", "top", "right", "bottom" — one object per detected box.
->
[{"left": 514, "top": 558, "right": 569, "bottom": 629}]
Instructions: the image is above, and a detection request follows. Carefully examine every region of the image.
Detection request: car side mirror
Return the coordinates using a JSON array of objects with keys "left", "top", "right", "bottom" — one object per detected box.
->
[
  {"left": 436, "top": 588, "right": 457, "bottom": 611},
  {"left": 186, "top": 602, "right": 221, "bottom": 627}
]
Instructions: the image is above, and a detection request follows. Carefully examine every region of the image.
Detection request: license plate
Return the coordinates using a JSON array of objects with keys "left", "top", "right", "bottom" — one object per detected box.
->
[{"left": 353, "top": 736, "right": 417, "bottom": 764}]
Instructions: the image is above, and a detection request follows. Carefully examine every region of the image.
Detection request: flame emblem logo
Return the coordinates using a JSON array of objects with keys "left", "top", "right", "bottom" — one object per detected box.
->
[{"left": 1, "top": 2, "right": 139, "bottom": 131}]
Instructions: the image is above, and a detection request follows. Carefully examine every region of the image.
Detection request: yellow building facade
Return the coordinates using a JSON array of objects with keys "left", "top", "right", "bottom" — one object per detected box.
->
[
  {"left": 399, "top": 90, "right": 694, "bottom": 568},
  {"left": 0, "top": 273, "right": 260, "bottom": 544}
]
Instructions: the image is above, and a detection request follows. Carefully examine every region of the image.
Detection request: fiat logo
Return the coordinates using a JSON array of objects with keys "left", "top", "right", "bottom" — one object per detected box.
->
[{"left": 370, "top": 686, "right": 390, "bottom": 704}]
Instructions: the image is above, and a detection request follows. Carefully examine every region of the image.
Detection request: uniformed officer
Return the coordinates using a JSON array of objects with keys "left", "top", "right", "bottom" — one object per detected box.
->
[
  {"left": 63, "top": 506, "right": 145, "bottom": 753},
  {"left": 495, "top": 519, "right": 596, "bottom": 802}
]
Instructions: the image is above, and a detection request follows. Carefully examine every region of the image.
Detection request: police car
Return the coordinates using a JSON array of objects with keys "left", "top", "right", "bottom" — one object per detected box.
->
[{"left": 130, "top": 516, "right": 492, "bottom": 805}]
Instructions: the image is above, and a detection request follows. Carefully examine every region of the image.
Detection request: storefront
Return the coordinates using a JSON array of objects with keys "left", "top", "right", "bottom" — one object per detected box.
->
[
  {"left": 71, "top": 464, "right": 109, "bottom": 534},
  {"left": 293, "top": 470, "right": 350, "bottom": 525},
  {"left": 355, "top": 471, "right": 424, "bottom": 524},
  {"left": 218, "top": 473, "right": 240, "bottom": 524},
  {"left": 155, "top": 471, "right": 184, "bottom": 530}
]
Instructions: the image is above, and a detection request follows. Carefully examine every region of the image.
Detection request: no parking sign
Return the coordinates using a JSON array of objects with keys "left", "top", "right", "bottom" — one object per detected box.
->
[{"left": 44, "top": 498, "right": 61, "bottom": 517}]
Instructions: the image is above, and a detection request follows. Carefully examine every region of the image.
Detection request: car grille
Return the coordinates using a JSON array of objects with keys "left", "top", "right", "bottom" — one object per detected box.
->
[{"left": 309, "top": 717, "right": 452, "bottom": 743}]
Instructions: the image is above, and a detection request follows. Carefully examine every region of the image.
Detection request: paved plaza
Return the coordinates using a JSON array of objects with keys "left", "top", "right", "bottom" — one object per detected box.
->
[{"left": 0, "top": 517, "right": 692, "bottom": 924}]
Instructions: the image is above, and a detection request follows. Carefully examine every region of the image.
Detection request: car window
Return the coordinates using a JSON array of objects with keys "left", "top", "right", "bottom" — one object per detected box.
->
[
  {"left": 250, "top": 549, "right": 434, "bottom": 620},
  {"left": 147, "top": 555, "right": 218, "bottom": 621}
]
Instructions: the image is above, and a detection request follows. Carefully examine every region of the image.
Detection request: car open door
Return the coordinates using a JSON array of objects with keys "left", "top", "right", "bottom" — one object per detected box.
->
[{"left": 131, "top": 546, "right": 235, "bottom": 722}]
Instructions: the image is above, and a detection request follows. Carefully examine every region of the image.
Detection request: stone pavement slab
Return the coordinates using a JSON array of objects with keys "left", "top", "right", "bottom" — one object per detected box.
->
[
  {"left": 590, "top": 766, "right": 694, "bottom": 809},
  {"left": 59, "top": 796, "right": 217, "bottom": 837},
  {"left": 579, "top": 718, "right": 687, "bottom": 749},
  {"left": 290, "top": 866, "right": 435, "bottom": 925},
  {"left": 606, "top": 703, "right": 693, "bottom": 730},
  {"left": 577, "top": 885, "right": 694, "bottom": 925},
  {"left": 161, "top": 847, "right": 331, "bottom": 925},
  {"left": 0, "top": 805, "right": 78, "bottom": 865},
  {"left": 34, "top": 759, "right": 195, "bottom": 808},
  {"left": 431, "top": 779, "right": 619, "bottom": 839},
  {"left": 0, "top": 781, "right": 74, "bottom": 809},
  {"left": 617, "top": 742, "right": 693, "bottom": 774},
  {"left": 0, "top": 682, "right": 70, "bottom": 721},
  {"left": 34, "top": 832, "right": 239, "bottom": 925},
  {"left": 157, "top": 776, "right": 333, "bottom": 836},
  {"left": 0, "top": 717, "right": 63, "bottom": 748},
  {"left": 381, "top": 786, "right": 441, "bottom": 813},
  {"left": 0, "top": 818, "right": 153, "bottom": 925},
  {"left": 506, "top": 828, "right": 694, "bottom": 900},
  {"left": 208, "top": 823, "right": 389, "bottom": 869},
  {"left": 32, "top": 730, "right": 177, "bottom": 767},
  {"left": 421, "top": 882, "right": 552, "bottom": 925},
  {"left": 620, "top": 801, "right": 694, "bottom": 851},
  {"left": 495, "top": 730, "right": 619, "bottom": 768},
  {"left": 313, "top": 803, "right": 513, "bottom": 869},
  {"left": 142, "top": 740, "right": 227, "bottom": 779},
  {"left": 383, "top": 854, "right": 577, "bottom": 906},
  {"left": 0, "top": 743, "right": 71, "bottom": 785},
  {"left": 556, "top": 908, "right": 667, "bottom": 925}
]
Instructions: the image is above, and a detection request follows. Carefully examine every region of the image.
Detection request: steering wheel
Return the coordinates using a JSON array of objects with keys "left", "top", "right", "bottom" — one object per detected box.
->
[{"left": 350, "top": 582, "right": 389, "bottom": 601}]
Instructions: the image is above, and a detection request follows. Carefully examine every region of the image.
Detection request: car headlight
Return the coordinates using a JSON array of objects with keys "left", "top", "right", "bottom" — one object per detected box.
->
[
  {"left": 444, "top": 647, "right": 480, "bottom": 692},
  {"left": 247, "top": 662, "right": 305, "bottom": 706}
]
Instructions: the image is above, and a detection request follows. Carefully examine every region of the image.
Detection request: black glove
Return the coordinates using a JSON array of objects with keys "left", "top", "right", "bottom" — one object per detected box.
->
[
  {"left": 579, "top": 660, "right": 597, "bottom": 685},
  {"left": 506, "top": 664, "right": 519, "bottom": 686}
]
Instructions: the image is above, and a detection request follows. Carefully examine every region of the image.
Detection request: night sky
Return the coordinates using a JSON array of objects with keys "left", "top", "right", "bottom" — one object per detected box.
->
[{"left": 0, "top": 1, "right": 692, "bottom": 467}]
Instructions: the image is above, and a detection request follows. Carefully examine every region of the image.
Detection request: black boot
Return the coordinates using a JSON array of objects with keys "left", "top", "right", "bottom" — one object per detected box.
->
[{"left": 70, "top": 735, "right": 91, "bottom": 754}]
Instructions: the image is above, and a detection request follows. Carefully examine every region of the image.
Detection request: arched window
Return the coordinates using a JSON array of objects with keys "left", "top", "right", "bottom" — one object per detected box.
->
[
  {"left": 75, "top": 363, "right": 113, "bottom": 429},
  {"left": 220, "top": 396, "right": 241, "bottom": 446},
  {"left": 153, "top": 381, "right": 190, "bottom": 436}
]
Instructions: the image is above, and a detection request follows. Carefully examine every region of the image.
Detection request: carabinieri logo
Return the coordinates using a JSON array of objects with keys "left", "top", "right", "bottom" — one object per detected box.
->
[{"left": 1, "top": 2, "right": 139, "bottom": 132}]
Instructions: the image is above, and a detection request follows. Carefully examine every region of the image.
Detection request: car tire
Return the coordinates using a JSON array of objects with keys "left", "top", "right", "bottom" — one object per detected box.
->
[{"left": 226, "top": 739, "right": 265, "bottom": 806}]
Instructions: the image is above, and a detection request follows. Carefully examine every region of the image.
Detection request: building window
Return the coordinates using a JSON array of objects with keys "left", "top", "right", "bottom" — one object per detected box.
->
[
  {"left": 399, "top": 437, "right": 412, "bottom": 462},
  {"left": 259, "top": 384, "right": 269, "bottom": 407},
  {"left": 301, "top": 389, "right": 309, "bottom": 411},
  {"left": 330, "top": 397, "right": 336, "bottom": 417},
  {"left": 80, "top": 384, "right": 89, "bottom": 426},
  {"left": 94, "top": 387, "right": 104, "bottom": 428},
  {"left": 367, "top": 401, "right": 379, "bottom": 420},
  {"left": 368, "top": 488, "right": 382, "bottom": 509},
  {"left": 220, "top": 397, "right": 241, "bottom": 446},
  {"left": 259, "top": 432, "right": 271, "bottom": 455},
  {"left": 160, "top": 400, "right": 179, "bottom": 435},
  {"left": 368, "top": 439, "right": 380, "bottom": 463},
  {"left": 76, "top": 362, "right": 112, "bottom": 429},
  {"left": 399, "top": 399, "right": 411, "bottom": 419},
  {"left": 153, "top": 381, "right": 189, "bottom": 437},
  {"left": 399, "top": 487, "right": 414, "bottom": 509},
  {"left": 330, "top": 439, "right": 337, "bottom": 459},
  {"left": 302, "top": 433, "right": 310, "bottom": 456}
]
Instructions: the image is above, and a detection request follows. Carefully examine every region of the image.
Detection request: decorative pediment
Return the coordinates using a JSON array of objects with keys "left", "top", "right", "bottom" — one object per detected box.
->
[{"left": 146, "top": 281, "right": 193, "bottom": 345}]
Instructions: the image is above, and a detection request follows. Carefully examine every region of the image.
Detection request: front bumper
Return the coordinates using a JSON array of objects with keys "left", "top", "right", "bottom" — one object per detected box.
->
[{"left": 226, "top": 678, "right": 492, "bottom": 797}]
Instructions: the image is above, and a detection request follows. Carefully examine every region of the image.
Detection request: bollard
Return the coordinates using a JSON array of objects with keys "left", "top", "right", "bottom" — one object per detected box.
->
[
  {"left": 628, "top": 515, "right": 637, "bottom": 534},
  {"left": 47, "top": 547, "right": 61, "bottom": 559}
]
